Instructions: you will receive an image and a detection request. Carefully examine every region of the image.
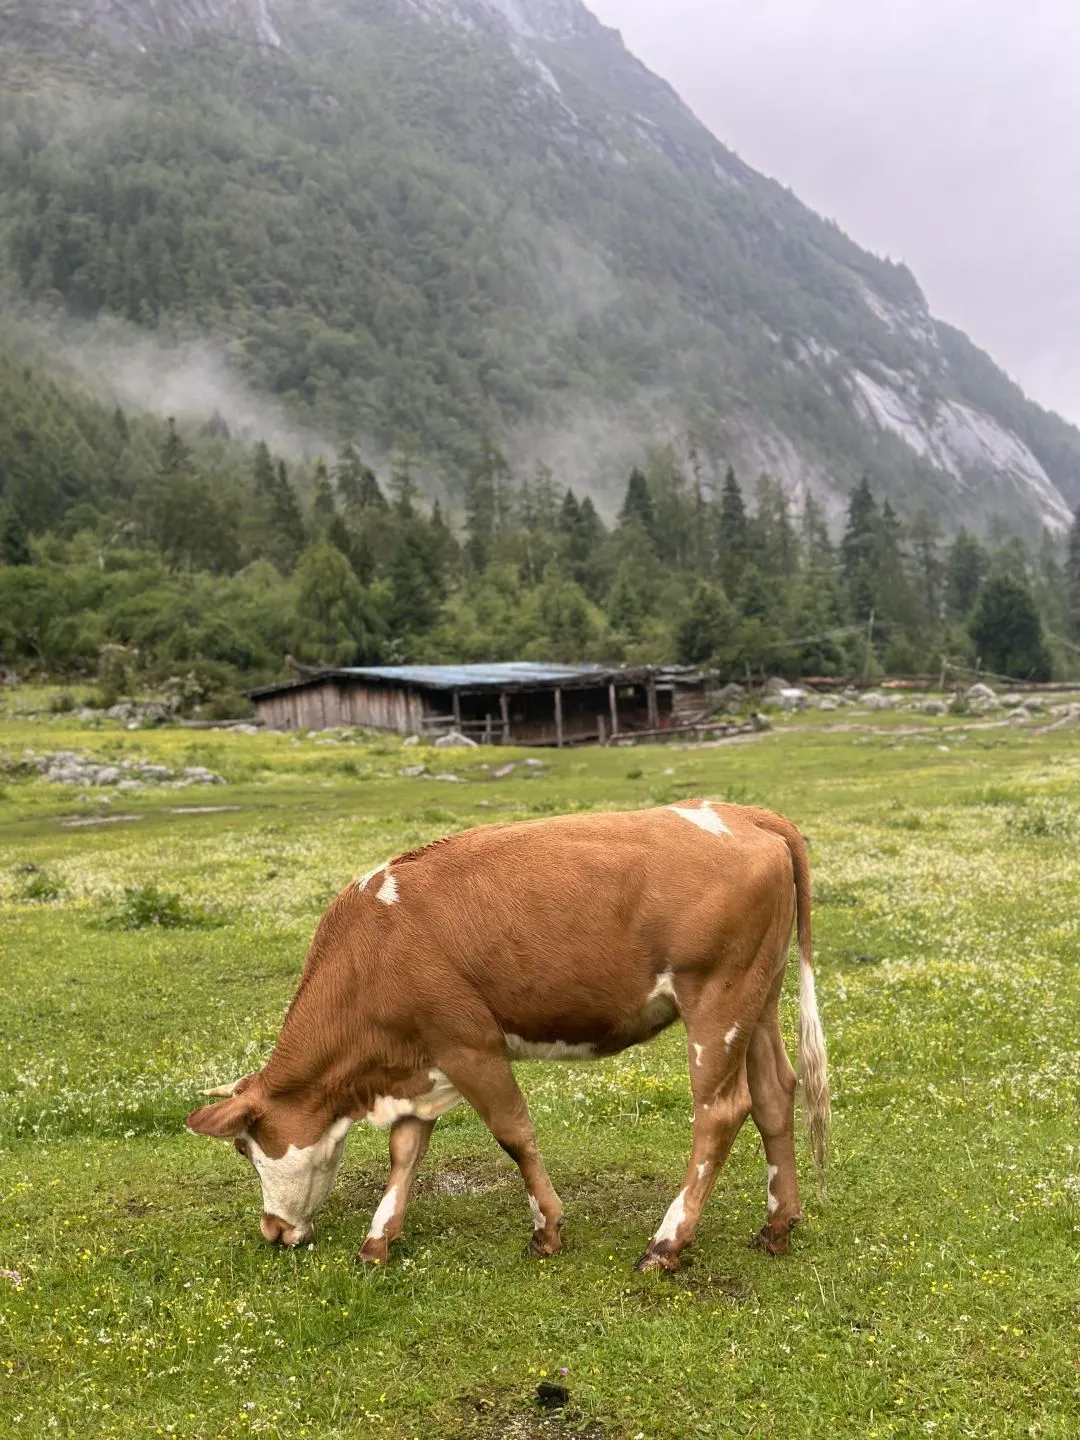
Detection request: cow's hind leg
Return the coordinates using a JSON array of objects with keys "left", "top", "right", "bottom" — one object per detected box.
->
[
  {"left": 358, "top": 1116, "right": 436, "bottom": 1265},
  {"left": 440, "top": 1049, "right": 564, "bottom": 1257},
  {"left": 635, "top": 1006, "right": 753, "bottom": 1274},
  {"left": 746, "top": 985, "right": 802, "bottom": 1256}
]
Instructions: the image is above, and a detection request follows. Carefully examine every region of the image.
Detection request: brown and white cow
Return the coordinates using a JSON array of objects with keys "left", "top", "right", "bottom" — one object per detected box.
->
[{"left": 186, "top": 801, "right": 829, "bottom": 1271}]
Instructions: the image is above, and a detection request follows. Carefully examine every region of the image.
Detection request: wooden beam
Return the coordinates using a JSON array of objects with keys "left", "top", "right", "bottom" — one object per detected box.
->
[
  {"left": 608, "top": 681, "right": 619, "bottom": 737},
  {"left": 647, "top": 676, "right": 659, "bottom": 730},
  {"left": 452, "top": 690, "right": 462, "bottom": 730},
  {"left": 500, "top": 691, "right": 510, "bottom": 745},
  {"left": 597, "top": 713, "right": 606, "bottom": 746},
  {"left": 484, "top": 713, "right": 493, "bottom": 745},
  {"left": 554, "top": 687, "right": 564, "bottom": 748}
]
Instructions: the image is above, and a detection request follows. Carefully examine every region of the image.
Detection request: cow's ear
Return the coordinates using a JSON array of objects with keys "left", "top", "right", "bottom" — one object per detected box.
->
[
  {"left": 186, "top": 1094, "right": 255, "bottom": 1139},
  {"left": 200, "top": 1072, "right": 257, "bottom": 1099}
]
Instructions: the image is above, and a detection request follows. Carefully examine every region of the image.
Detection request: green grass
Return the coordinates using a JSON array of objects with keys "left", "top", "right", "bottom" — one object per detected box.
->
[{"left": 1, "top": 711, "right": 1079, "bottom": 1438}]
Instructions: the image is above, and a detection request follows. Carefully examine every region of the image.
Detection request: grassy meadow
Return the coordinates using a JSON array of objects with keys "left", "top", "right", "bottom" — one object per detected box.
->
[{"left": 1, "top": 700, "right": 1078, "bottom": 1438}]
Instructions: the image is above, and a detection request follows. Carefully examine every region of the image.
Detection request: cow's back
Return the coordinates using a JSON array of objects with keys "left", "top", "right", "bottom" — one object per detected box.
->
[{"left": 347, "top": 805, "right": 794, "bottom": 1048}]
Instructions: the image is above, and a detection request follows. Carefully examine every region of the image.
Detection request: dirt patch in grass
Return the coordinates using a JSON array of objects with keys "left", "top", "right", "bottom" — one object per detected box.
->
[{"left": 454, "top": 1393, "right": 606, "bottom": 1440}]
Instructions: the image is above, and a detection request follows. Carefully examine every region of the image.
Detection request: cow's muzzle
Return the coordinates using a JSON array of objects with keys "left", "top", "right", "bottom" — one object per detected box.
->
[{"left": 260, "top": 1213, "right": 309, "bottom": 1248}]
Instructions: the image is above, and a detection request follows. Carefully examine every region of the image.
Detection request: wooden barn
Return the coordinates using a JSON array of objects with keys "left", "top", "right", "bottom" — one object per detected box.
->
[{"left": 249, "top": 663, "right": 714, "bottom": 746}]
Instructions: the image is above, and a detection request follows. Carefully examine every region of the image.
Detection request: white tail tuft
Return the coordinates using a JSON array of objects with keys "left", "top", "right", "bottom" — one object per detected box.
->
[{"left": 798, "top": 949, "right": 830, "bottom": 1188}]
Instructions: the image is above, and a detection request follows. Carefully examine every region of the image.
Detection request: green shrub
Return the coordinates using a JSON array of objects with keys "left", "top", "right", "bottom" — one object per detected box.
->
[
  {"left": 19, "top": 869, "right": 64, "bottom": 902},
  {"left": 103, "top": 885, "right": 224, "bottom": 931}
]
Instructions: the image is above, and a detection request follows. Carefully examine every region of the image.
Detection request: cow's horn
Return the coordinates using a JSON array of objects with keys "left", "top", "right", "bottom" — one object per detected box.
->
[{"left": 201, "top": 1079, "right": 245, "bottom": 1098}]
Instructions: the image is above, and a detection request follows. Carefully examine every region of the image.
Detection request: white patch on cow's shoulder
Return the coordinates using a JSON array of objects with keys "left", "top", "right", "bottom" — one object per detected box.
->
[
  {"left": 356, "top": 861, "right": 389, "bottom": 892},
  {"left": 528, "top": 1194, "right": 546, "bottom": 1231},
  {"left": 669, "top": 803, "right": 731, "bottom": 836},
  {"left": 505, "top": 1036, "right": 597, "bottom": 1061},
  {"left": 654, "top": 1187, "right": 688, "bottom": 1244},
  {"left": 724, "top": 1023, "right": 740, "bottom": 1049},
  {"left": 369, "top": 1185, "right": 399, "bottom": 1240},
  {"left": 767, "top": 1163, "right": 779, "bottom": 1215},
  {"left": 692, "top": 1042, "right": 704, "bottom": 1067},
  {"left": 245, "top": 1117, "right": 354, "bottom": 1231},
  {"left": 376, "top": 871, "right": 399, "bottom": 905},
  {"left": 365, "top": 1070, "right": 462, "bottom": 1129}
]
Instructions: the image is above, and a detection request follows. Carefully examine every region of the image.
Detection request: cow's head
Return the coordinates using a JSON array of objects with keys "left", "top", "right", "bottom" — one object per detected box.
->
[{"left": 186, "top": 1074, "right": 353, "bottom": 1247}]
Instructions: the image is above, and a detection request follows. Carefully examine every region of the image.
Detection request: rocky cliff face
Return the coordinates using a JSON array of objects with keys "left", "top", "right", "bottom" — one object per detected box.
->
[{"left": 82, "top": 0, "right": 283, "bottom": 49}]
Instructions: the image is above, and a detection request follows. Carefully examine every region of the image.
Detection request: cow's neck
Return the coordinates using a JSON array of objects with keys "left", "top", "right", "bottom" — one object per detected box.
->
[{"left": 261, "top": 949, "right": 363, "bottom": 1113}]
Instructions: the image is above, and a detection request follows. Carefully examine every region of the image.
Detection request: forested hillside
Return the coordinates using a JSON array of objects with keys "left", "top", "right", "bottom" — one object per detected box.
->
[
  {"left": 3, "top": 336, "right": 1079, "bottom": 699},
  {"left": 2, "top": 0, "right": 1080, "bottom": 534},
  {"left": 2, "top": 0, "right": 1080, "bottom": 697}
]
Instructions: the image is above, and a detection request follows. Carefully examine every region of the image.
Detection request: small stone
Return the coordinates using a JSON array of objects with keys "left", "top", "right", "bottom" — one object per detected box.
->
[
  {"left": 492, "top": 763, "right": 517, "bottom": 778},
  {"left": 435, "top": 730, "right": 478, "bottom": 748},
  {"left": 400, "top": 765, "right": 429, "bottom": 778},
  {"left": 433, "top": 772, "right": 464, "bottom": 783},
  {"left": 402, "top": 734, "right": 421, "bottom": 747}
]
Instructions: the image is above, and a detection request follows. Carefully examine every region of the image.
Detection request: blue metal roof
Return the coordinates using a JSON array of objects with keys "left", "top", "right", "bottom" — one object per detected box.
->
[{"left": 337, "top": 663, "right": 609, "bottom": 690}]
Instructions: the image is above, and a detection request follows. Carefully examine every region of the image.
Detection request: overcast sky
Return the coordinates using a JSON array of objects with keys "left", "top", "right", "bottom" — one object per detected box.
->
[{"left": 589, "top": 0, "right": 1080, "bottom": 425}]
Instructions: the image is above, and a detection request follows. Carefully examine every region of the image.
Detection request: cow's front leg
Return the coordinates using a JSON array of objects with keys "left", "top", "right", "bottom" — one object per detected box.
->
[
  {"left": 358, "top": 1116, "right": 436, "bottom": 1266},
  {"left": 636, "top": 1027, "right": 753, "bottom": 1274},
  {"left": 441, "top": 1049, "right": 564, "bottom": 1257}
]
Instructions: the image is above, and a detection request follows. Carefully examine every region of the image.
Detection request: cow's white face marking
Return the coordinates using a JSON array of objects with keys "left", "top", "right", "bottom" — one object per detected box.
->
[
  {"left": 692, "top": 1042, "right": 704, "bottom": 1067},
  {"left": 505, "top": 1036, "right": 597, "bottom": 1062},
  {"left": 356, "top": 861, "right": 398, "bottom": 904},
  {"left": 654, "top": 1187, "right": 688, "bottom": 1244},
  {"left": 365, "top": 1070, "right": 462, "bottom": 1129},
  {"left": 669, "top": 804, "right": 731, "bottom": 836},
  {"left": 368, "top": 1185, "right": 399, "bottom": 1240},
  {"left": 528, "top": 1194, "right": 546, "bottom": 1231},
  {"left": 767, "top": 1163, "right": 779, "bottom": 1216},
  {"left": 245, "top": 1115, "right": 353, "bottom": 1240},
  {"left": 724, "top": 1023, "right": 740, "bottom": 1049}
]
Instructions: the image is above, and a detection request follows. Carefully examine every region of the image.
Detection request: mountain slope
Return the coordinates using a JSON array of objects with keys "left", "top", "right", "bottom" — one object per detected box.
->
[{"left": 1, "top": 0, "right": 1078, "bottom": 534}]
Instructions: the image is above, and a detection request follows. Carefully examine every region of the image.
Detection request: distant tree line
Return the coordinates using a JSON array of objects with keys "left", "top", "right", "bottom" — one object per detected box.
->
[{"left": 2, "top": 347, "right": 1078, "bottom": 707}]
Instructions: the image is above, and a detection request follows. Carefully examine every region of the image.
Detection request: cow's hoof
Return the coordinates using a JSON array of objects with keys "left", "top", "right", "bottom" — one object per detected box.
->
[
  {"left": 634, "top": 1246, "right": 681, "bottom": 1274},
  {"left": 750, "top": 1216, "right": 801, "bottom": 1256},
  {"left": 528, "top": 1232, "right": 563, "bottom": 1259},
  {"left": 357, "top": 1237, "right": 389, "bottom": 1267}
]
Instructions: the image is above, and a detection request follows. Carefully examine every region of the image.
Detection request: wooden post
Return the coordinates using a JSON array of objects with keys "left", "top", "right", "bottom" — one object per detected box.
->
[
  {"left": 608, "top": 681, "right": 619, "bottom": 737},
  {"left": 484, "top": 713, "right": 493, "bottom": 745},
  {"left": 554, "top": 687, "right": 564, "bottom": 748},
  {"left": 500, "top": 691, "right": 510, "bottom": 745},
  {"left": 452, "top": 690, "right": 462, "bottom": 731},
  {"left": 597, "top": 714, "right": 606, "bottom": 746},
  {"left": 647, "top": 675, "right": 659, "bottom": 730}
]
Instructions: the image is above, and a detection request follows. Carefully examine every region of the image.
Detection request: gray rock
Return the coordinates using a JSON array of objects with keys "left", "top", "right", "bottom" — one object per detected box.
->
[
  {"left": 967, "top": 682, "right": 997, "bottom": 702},
  {"left": 712, "top": 682, "right": 746, "bottom": 710},
  {"left": 818, "top": 698, "right": 839, "bottom": 712},
  {"left": 492, "top": 762, "right": 517, "bottom": 779},
  {"left": 400, "top": 765, "right": 429, "bottom": 778},
  {"left": 433, "top": 772, "right": 464, "bottom": 783},
  {"left": 523, "top": 758, "right": 545, "bottom": 768},
  {"left": 1021, "top": 696, "right": 1046, "bottom": 711},
  {"left": 751, "top": 712, "right": 772, "bottom": 732},
  {"left": 862, "top": 692, "right": 894, "bottom": 711},
  {"left": 402, "top": 734, "right": 422, "bottom": 747},
  {"left": 434, "top": 730, "right": 479, "bottom": 748},
  {"left": 919, "top": 699, "right": 948, "bottom": 715}
]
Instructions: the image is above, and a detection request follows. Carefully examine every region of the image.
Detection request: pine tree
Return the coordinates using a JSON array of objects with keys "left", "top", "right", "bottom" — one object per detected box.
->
[
  {"left": 841, "top": 476, "right": 879, "bottom": 622},
  {"left": 619, "top": 468, "right": 655, "bottom": 540},
  {"left": 676, "top": 582, "right": 735, "bottom": 665},
  {"left": 1067, "top": 507, "right": 1080, "bottom": 640},
  {"left": 969, "top": 573, "right": 1051, "bottom": 680},
  {"left": 945, "top": 529, "right": 988, "bottom": 619},
  {"left": 717, "top": 466, "right": 748, "bottom": 594},
  {"left": 0, "top": 505, "right": 31, "bottom": 566},
  {"left": 311, "top": 461, "right": 337, "bottom": 534}
]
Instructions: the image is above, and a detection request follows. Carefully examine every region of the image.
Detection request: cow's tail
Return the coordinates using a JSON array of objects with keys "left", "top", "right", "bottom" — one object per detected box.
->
[{"left": 752, "top": 811, "right": 830, "bottom": 1187}]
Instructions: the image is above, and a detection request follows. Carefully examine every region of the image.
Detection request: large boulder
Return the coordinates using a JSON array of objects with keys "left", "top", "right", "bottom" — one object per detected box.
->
[{"left": 862, "top": 692, "right": 894, "bottom": 711}]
